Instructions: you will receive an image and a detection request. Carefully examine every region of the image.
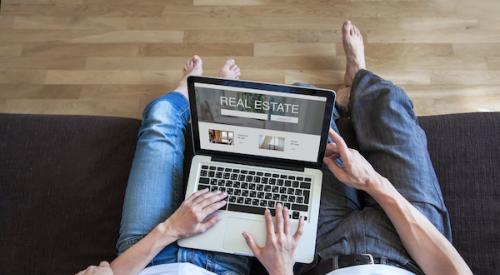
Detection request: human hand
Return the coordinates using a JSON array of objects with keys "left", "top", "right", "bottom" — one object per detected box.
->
[
  {"left": 164, "top": 189, "right": 227, "bottom": 239},
  {"left": 76, "top": 261, "right": 113, "bottom": 275},
  {"left": 323, "top": 129, "right": 383, "bottom": 192},
  {"left": 242, "top": 204, "right": 304, "bottom": 275}
]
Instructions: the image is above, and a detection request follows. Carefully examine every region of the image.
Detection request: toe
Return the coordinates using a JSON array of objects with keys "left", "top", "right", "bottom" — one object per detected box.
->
[
  {"left": 224, "top": 58, "right": 235, "bottom": 68},
  {"left": 342, "top": 21, "right": 350, "bottom": 34},
  {"left": 353, "top": 25, "right": 360, "bottom": 36},
  {"left": 230, "top": 64, "right": 239, "bottom": 71}
]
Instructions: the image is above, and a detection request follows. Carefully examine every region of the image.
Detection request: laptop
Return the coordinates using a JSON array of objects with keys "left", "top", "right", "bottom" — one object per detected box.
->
[{"left": 178, "top": 76, "right": 335, "bottom": 263}]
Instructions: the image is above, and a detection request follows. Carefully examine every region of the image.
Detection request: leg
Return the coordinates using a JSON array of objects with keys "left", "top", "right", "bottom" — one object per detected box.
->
[
  {"left": 118, "top": 56, "right": 251, "bottom": 274},
  {"left": 341, "top": 20, "right": 451, "bottom": 238},
  {"left": 116, "top": 55, "right": 203, "bottom": 259},
  {"left": 342, "top": 21, "right": 451, "bottom": 268},
  {"left": 303, "top": 21, "right": 451, "bottom": 273},
  {"left": 292, "top": 82, "right": 362, "bottom": 274}
]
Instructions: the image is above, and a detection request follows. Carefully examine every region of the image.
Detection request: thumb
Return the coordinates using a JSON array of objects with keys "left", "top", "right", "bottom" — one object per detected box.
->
[
  {"left": 199, "top": 215, "right": 221, "bottom": 232},
  {"left": 323, "top": 157, "right": 345, "bottom": 179},
  {"left": 242, "top": 232, "right": 260, "bottom": 256}
]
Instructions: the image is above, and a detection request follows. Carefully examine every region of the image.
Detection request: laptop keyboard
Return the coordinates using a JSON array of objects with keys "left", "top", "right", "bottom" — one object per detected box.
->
[{"left": 197, "top": 164, "right": 312, "bottom": 221}]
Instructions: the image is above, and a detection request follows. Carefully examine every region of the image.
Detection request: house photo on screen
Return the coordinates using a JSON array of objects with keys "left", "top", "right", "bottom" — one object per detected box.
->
[
  {"left": 208, "top": 129, "right": 234, "bottom": 145},
  {"left": 259, "top": 135, "right": 285, "bottom": 151}
]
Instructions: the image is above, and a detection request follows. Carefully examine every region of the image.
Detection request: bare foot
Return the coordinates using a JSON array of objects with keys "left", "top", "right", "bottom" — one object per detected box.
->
[
  {"left": 175, "top": 55, "right": 203, "bottom": 99},
  {"left": 342, "top": 20, "right": 366, "bottom": 87},
  {"left": 219, "top": 58, "right": 241, "bottom": 79}
]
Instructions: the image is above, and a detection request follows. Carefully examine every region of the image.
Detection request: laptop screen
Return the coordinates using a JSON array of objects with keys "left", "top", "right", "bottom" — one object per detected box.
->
[{"left": 193, "top": 82, "right": 329, "bottom": 163}]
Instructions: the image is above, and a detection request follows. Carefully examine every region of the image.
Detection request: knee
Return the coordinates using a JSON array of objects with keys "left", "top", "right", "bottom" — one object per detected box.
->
[
  {"left": 143, "top": 97, "right": 178, "bottom": 122},
  {"left": 142, "top": 92, "right": 189, "bottom": 127}
]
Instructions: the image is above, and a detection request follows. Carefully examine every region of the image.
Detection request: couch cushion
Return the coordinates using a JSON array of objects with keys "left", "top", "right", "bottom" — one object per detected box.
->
[
  {"left": 0, "top": 114, "right": 140, "bottom": 274},
  {"left": 418, "top": 113, "right": 500, "bottom": 274}
]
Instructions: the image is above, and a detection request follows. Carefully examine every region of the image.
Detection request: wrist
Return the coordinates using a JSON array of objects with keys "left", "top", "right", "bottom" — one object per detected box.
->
[
  {"left": 269, "top": 268, "right": 293, "bottom": 275},
  {"left": 365, "top": 175, "right": 398, "bottom": 202},
  {"left": 268, "top": 265, "right": 294, "bottom": 275},
  {"left": 364, "top": 174, "right": 391, "bottom": 195},
  {"left": 157, "top": 220, "right": 180, "bottom": 243}
]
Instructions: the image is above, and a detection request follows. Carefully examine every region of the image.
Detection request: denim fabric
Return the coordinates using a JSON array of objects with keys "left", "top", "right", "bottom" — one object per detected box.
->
[
  {"left": 296, "top": 70, "right": 452, "bottom": 273},
  {"left": 117, "top": 92, "right": 251, "bottom": 275},
  {"left": 118, "top": 72, "right": 451, "bottom": 274}
]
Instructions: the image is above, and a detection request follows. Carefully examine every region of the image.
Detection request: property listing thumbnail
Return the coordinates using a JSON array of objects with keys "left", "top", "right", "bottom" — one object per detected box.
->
[
  {"left": 259, "top": 135, "right": 285, "bottom": 152},
  {"left": 194, "top": 83, "right": 328, "bottom": 162},
  {"left": 209, "top": 129, "right": 234, "bottom": 145}
]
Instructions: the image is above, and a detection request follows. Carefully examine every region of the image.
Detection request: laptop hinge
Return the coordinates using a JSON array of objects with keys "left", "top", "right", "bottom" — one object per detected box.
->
[{"left": 210, "top": 155, "right": 305, "bottom": 172}]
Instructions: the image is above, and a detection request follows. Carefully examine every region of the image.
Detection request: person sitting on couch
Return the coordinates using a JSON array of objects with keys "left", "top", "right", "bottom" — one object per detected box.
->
[{"left": 76, "top": 21, "right": 472, "bottom": 275}]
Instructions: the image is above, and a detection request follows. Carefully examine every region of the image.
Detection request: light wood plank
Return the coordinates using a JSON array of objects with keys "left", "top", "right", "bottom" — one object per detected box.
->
[
  {"left": 193, "top": 0, "right": 268, "bottom": 5},
  {"left": 85, "top": 56, "right": 345, "bottom": 70},
  {"left": 185, "top": 30, "right": 340, "bottom": 43},
  {"left": 0, "top": 56, "right": 86, "bottom": 69},
  {"left": 0, "top": 43, "right": 23, "bottom": 56},
  {"left": 70, "top": 31, "right": 184, "bottom": 43},
  {"left": 430, "top": 71, "right": 500, "bottom": 85},
  {"left": 0, "top": 70, "right": 47, "bottom": 84},
  {"left": 254, "top": 43, "right": 335, "bottom": 57},
  {"left": 0, "top": 84, "right": 81, "bottom": 99},
  {"left": 21, "top": 42, "right": 140, "bottom": 56},
  {"left": 140, "top": 43, "right": 253, "bottom": 56}
]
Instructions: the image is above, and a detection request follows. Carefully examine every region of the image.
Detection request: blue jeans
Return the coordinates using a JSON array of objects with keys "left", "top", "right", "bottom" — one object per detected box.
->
[
  {"left": 296, "top": 70, "right": 452, "bottom": 273},
  {"left": 117, "top": 70, "right": 451, "bottom": 274},
  {"left": 116, "top": 92, "right": 252, "bottom": 274}
]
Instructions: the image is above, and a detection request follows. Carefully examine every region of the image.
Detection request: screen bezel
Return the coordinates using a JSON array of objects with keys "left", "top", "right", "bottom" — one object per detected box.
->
[{"left": 188, "top": 76, "right": 335, "bottom": 168}]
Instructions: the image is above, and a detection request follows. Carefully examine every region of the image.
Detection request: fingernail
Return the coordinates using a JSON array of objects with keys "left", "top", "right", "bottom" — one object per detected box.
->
[{"left": 265, "top": 208, "right": 269, "bottom": 213}]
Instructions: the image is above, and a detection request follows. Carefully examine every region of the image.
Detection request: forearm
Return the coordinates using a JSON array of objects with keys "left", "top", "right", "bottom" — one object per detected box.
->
[
  {"left": 366, "top": 177, "right": 472, "bottom": 275},
  {"left": 111, "top": 222, "right": 177, "bottom": 275}
]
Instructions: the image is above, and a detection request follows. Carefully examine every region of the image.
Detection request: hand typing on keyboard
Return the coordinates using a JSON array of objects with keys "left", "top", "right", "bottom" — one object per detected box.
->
[
  {"left": 242, "top": 204, "right": 304, "bottom": 275},
  {"left": 164, "top": 189, "right": 228, "bottom": 239}
]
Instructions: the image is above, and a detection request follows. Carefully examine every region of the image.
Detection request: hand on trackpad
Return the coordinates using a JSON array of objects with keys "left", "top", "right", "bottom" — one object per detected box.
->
[{"left": 223, "top": 218, "right": 266, "bottom": 254}]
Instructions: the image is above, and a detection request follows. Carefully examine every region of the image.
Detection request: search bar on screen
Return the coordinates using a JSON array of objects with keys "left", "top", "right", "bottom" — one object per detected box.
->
[{"left": 221, "top": 109, "right": 268, "bottom": 120}]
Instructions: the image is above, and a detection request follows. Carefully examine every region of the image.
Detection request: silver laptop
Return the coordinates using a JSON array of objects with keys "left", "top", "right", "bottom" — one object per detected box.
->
[{"left": 178, "top": 76, "right": 335, "bottom": 263}]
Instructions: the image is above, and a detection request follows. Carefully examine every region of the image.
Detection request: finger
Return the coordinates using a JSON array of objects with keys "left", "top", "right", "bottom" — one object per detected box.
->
[
  {"left": 198, "top": 191, "right": 227, "bottom": 209},
  {"left": 199, "top": 214, "right": 222, "bottom": 232},
  {"left": 283, "top": 207, "right": 290, "bottom": 235},
  {"left": 264, "top": 208, "right": 275, "bottom": 242},
  {"left": 324, "top": 143, "right": 339, "bottom": 157},
  {"left": 192, "top": 190, "right": 224, "bottom": 206},
  {"left": 242, "top": 232, "right": 261, "bottom": 257},
  {"left": 329, "top": 130, "right": 349, "bottom": 164},
  {"left": 201, "top": 200, "right": 227, "bottom": 217},
  {"left": 186, "top": 188, "right": 210, "bottom": 202},
  {"left": 99, "top": 261, "right": 109, "bottom": 267},
  {"left": 323, "top": 157, "right": 346, "bottom": 177},
  {"left": 275, "top": 203, "right": 284, "bottom": 233},
  {"left": 293, "top": 216, "right": 305, "bottom": 242}
]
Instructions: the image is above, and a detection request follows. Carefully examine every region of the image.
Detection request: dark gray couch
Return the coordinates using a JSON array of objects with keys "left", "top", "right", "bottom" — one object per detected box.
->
[{"left": 0, "top": 112, "right": 499, "bottom": 275}]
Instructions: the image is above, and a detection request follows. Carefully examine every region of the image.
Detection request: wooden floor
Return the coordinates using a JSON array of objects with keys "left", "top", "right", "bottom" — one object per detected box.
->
[{"left": 1, "top": 0, "right": 499, "bottom": 118}]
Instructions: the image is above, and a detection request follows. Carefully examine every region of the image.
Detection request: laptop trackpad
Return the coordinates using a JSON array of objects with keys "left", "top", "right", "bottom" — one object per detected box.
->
[{"left": 223, "top": 218, "right": 266, "bottom": 254}]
